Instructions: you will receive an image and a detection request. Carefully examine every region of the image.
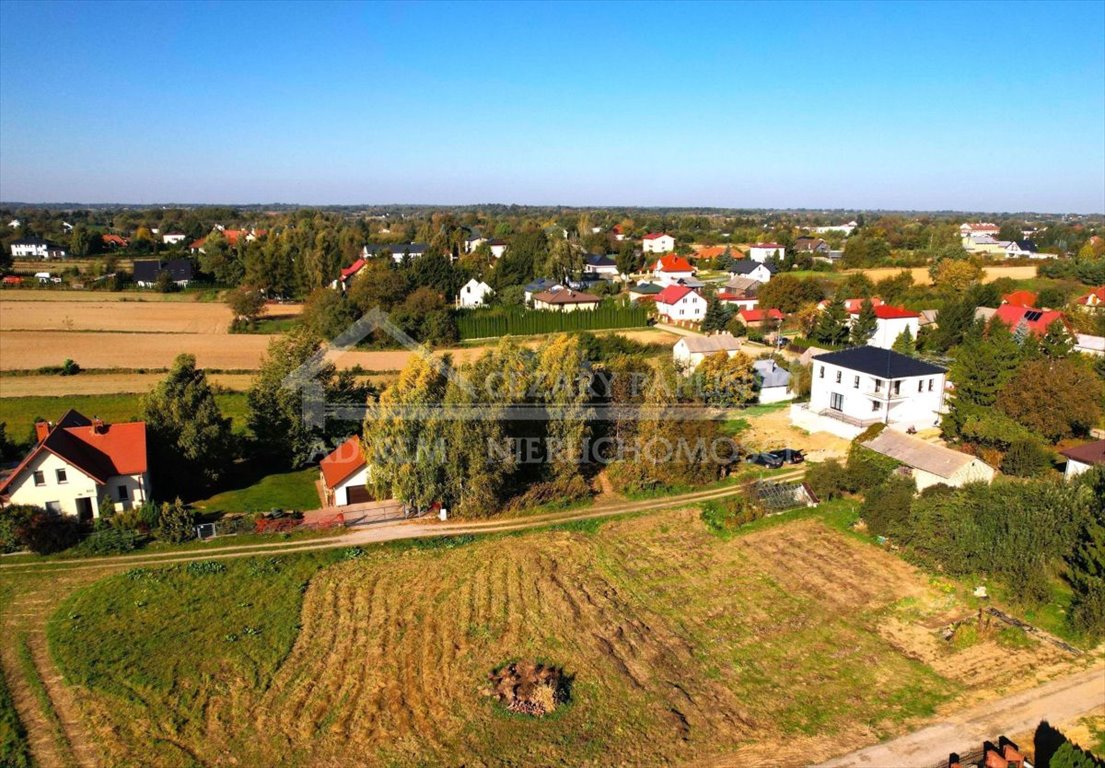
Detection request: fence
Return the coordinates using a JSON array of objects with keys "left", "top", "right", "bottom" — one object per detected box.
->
[{"left": 458, "top": 305, "right": 649, "bottom": 339}]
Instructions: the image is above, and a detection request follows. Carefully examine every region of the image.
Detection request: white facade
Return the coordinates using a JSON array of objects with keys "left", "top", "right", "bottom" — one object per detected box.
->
[
  {"left": 719, "top": 295, "right": 758, "bottom": 311},
  {"left": 656, "top": 291, "right": 707, "bottom": 321},
  {"left": 813, "top": 221, "right": 857, "bottom": 236},
  {"left": 331, "top": 465, "right": 370, "bottom": 506},
  {"left": 730, "top": 263, "right": 774, "bottom": 283},
  {"left": 464, "top": 236, "right": 487, "bottom": 254},
  {"left": 748, "top": 245, "right": 784, "bottom": 263},
  {"left": 642, "top": 234, "right": 675, "bottom": 253},
  {"left": 490, "top": 242, "right": 507, "bottom": 259},
  {"left": 457, "top": 279, "right": 493, "bottom": 308},
  {"left": 11, "top": 240, "right": 48, "bottom": 258},
  {"left": 584, "top": 260, "right": 619, "bottom": 277},
  {"left": 869, "top": 315, "right": 920, "bottom": 349},
  {"left": 1065, "top": 458, "right": 1094, "bottom": 480},
  {"left": 3, "top": 451, "right": 148, "bottom": 520},
  {"left": 162, "top": 233, "right": 187, "bottom": 245},
  {"left": 672, "top": 336, "right": 742, "bottom": 369}
]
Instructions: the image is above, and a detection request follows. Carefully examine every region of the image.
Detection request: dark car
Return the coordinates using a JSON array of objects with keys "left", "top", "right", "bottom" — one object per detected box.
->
[
  {"left": 746, "top": 452, "right": 784, "bottom": 469},
  {"left": 767, "top": 448, "right": 805, "bottom": 464}
]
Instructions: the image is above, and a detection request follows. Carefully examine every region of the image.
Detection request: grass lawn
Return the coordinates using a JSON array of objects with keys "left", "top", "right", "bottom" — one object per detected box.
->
[
  {"left": 45, "top": 511, "right": 956, "bottom": 766},
  {"left": 0, "top": 392, "right": 250, "bottom": 447},
  {"left": 192, "top": 467, "right": 321, "bottom": 513}
]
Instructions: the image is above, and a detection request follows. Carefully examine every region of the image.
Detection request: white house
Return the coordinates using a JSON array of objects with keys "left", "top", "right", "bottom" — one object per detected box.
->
[
  {"left": 790, "top": 347, "right": 947, "bottom": 439},
  {"left": 642, "top": 232, "right": 675, "bottom": 253},
  {"left": 862, "top": 429, "right": 996, "bottom": 492},
  {"left": 1074, "top": 334, "right": 1104, "bottom": 356},
  {"left": 813, "top": 221, "right": 858, "bottom": 236},
  {"left": 320, "top": 435, "right": 371, "bottom": 506},
  {"left": 0, "top": 411, "right": 151, "bottom": 521},
  {"left": 1060, "top": 440, "right": 1105, "bottom": 480},
  {"left": 7, "top": 219, "right": 20, "bottom": 229},
  {"left": 10, "top": 237, "right": 50, "bottom": 258},
  {"left": 959, "top": 222, "right": 1000, "bottom": 238},
  {"left": 362, "top": 242, "right": 430, "bottom": 263},
  {"left": 748, "top": 243, "right": 784, "bottom": 263},
  {"left": 655, "top": 284, "right": 707, "bottom": 322},
  {"left": 752, "top": 358, "right": 794, "bottom": 404},
  {"left": 464, "top": 234, "right": 487, "bottom": 254},
  {"left": 457, "top": 278, "right": 493, "bottom": 308},
  {"left": 524, "top": 278, "right": 563, "bottom": 304},
  {"left": 488, "top": 239, "right": 508, "bottom": 259},
  {"left": 583, "top": 253, "right": 619, "bottom": 277},
  {"left": 728, "top": 260, "right": 774, "bottom": 284},
  {"left": 162, "top": 232, "right": 188, "bottom": 245},
  {"left": 672, "top": 334, "right": 742, "bottom": 369},
  {"left": 652, "top": 253, "right": 695, "bottom": 285},
  {"left": 532, "top": 289, "right": 600, "bottom": 312}
]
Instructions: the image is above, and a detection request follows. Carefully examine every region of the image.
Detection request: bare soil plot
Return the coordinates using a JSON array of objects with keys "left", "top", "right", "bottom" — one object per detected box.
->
[
  {"left": 1, "top": 288, "right": 191, "bottom": 301},
  {"left": 851, "top": 265, "right": 1038, "bottom": 287},
  {"left": 0, "top": 297, "right": 302, "bottom": 334},
  {"left": 0, "top": 331, "right": 276, "bottom": 371},
  {"left": 740, "top": 405, "right": 852, "bottom": 460},
  {"left": 49, "top": 514, "right": 1059, "bottom": 767}
]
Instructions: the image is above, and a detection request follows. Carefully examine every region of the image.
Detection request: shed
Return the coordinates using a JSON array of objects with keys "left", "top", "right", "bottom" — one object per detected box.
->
[{"left": 861, "top": 430, "right": 995, "bottom": 492}]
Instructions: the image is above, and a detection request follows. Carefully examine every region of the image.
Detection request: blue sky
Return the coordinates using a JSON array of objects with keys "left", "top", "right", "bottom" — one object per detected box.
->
[{"left": 1, "top": 1, "right": 1102, "bottom": 211}]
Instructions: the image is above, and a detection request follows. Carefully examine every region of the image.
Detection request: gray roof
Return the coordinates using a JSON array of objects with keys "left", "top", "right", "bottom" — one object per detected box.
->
[
  {"left": 363, "top": 242, "right": 428, "bottom": 256},
  {"left": 862, "top": 430, "right": 989, "bottom": 479},
  {"left": 724, "top": 276, "right": 761, "bottom": 293},
  {"left": 525, "top": 277, "right": 562, "bottom": 293},
  {"left": 133, "top": 258, "right": 193, "bottom": 283},
  {"left": 729, "top": 260, "right": 776, "bottom": 275},
  {"left": 812, "top": 347, "right": 945, "bottom": 378},
  {"left": 629, "top": 282, "right": 663, "bottom": 294},
  {"left": 584, "top": 253, "right": 617, "bottom": 267},
  {"left": 677, "top": 334, "right": 742, "bottom": 354},
  {"left": 753, "top": 358, "right": 790, "bottom": 388}
]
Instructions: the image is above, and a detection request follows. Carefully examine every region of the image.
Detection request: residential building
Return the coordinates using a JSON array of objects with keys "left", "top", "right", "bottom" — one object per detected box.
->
[
  {"left": 583, "top": 253, "right": 619, "bottom": 277},
  {"left": 737, "top": 307, "right": 784, "bottom": 328},
  {"left": 1000, "top": 239, "right": 1038, "bottom": 258},
  {"left": 162, "top": 232, "right": 188, "bottom": 245},
  {"left": 990, "top": 304, "right": 1068, "bottom": 337},
  {"left": 524, "top": 278, "right": 563, "bottom": 303},
  {"left": 959, "top": 222, "right": 1000, "bottom": 238},
  {"left": 1060, "top": 440, "right": 1105, "bottom": 480},
  {"left": 0, "top": 410, "right": 151, "bottom": 521},
  {"left": 791, "top": 347, "right": 947, "bottom": 439},
  {"left": 331, "top": 258, "right": 368, "bottom": 290},
  {"left": 1001, "top": 290, "right": 1038, "bottom": 308},
  {"left": 611, "top": 224, "right": 626, "bottom": 241},
  {"left": 728, "top": 260, "right": 774, "bottom": 284},
  {"left": 627, "top": 282, "right": 663, "bottom": 302},
  {"left": 10, "top": 237, "right": 53, "bottom": 258},
  {"left": 7, "top": 218, "right": 20, "bottom": 229},
  {"left": 723, "top": 275, "right": 762, "bottom": 294},
  {"left": 1075, "top": 286, "right": 1105, "bottom": 310},
  {"left": 812, "top": 221, "right": 858, "bottom": 236},
  {"left": 672, "top": 334, "right": 742, "bottom": 369},
  {"left": 133, "top": 258, "right": 194, "bottom": 288},
  {"left": 752, "top": 359, "right": 793, "bottom": 404},
  {"left": 717, "top": 289, "right": 758, "bottom": 311},
  {"left": 793, "top": 237, "right": 830, "bottom": 255},
  {"left": 457, "top": 278, "right": 493, "bottom": 308},
  {"left": 362, "top": 242, "right": 430, "bottom": 263},
  {"left": 463, "top": 233, "right": 487, "bottom": 253},
  {"left": 864, "top": 305, "right": 921, "bottom": 349},
  {"left": 652, "top": 253, "right": 696, "bottom": 285},
  {"left": 102, "top": 234, "right": 129, "bottom": 249},
  {"left": 319, "top": 435, "right": 371, "bottom": 506},
  {"left": 1075, "top": 334, "right": 1104, "bottom": 356},
  {"left": 862, "top": 430, "right": 995, "bottom": 492},
  {"left": 748, "top": 243, "right": 784, "bottom": 263},
  {"left": 655, "top": 284, "right": 707, "bottom": 322},
  {"left": 489, "top": 239, "right": 508, "bottom": 259},
  {"left": 532, "top": 289, "right": 600, "bottom": 312},
  {"left": 642, "top": 232, "right": 675, "bottom": 253}
]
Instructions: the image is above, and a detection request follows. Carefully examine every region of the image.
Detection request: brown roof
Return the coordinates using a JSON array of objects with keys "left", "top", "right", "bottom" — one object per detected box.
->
[
  {"left": 1060, "top": 440, "right": 1105, "bottom": 466},
  {"left": 533, "top": 289, "right": 600, "bottom": 305}
]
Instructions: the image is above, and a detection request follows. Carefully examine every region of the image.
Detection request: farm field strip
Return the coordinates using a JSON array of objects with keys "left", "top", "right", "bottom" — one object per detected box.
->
[
  {"left": 849, "top": 264, "right": 1038, "bottom": 286},
  {"left": 0, "top": 373, "right": 257, "bottom": 397}
]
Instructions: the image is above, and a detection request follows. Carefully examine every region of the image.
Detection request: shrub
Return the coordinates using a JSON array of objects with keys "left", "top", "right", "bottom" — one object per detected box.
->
[
  {"left": 1001, "top": 439, "right": 1053, "bottom": 477},
  {"left": 71, "top": 527, "right": 139, "bottom": 556},
  {"left": 14, "top": 510, "right": 81, "bottom": 555},
  {"left": 60, "top": 358, "right": 80, "bottom": 376},
  {"left": 845, "top": 442, "right": 898, "bottom": 492},
  {"left": 700, "top": 495, "right": 763, "bottom": 537},
  {"left": 1048, "top": 741, "right": 1103, "bottom": 768},
  {"left": 155, "top": 498, "right": 195, "bottom": 544},
  {"left": 0, "top": 505, "right": 41, "bottom": 553},
  {"left": 861, "top": 475, "right": 916, "bottom": 537},
  {"left": 805, "top": 459, "right": 848, "bottom": 501}
]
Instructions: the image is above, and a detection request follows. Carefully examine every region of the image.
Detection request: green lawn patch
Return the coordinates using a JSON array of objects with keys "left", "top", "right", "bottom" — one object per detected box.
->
[
  {"left": 0, "top": 648, "right": 33, "bottom": 768},
  {"left": 192, "top": 467, "right": 320, "bottom": 514}
]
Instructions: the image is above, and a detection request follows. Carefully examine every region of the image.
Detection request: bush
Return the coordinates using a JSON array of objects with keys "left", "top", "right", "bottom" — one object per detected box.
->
[
  {"left": 805, "top": 459, "right": 848, "bottom": 500},
  {"left": 70, "top": 527, "right": 139, "bottom": 556},
  {"left": 1049, "top": 741, "right": 1104, "bottom": 768},
  {"left": 1001, "top": 439, "right": 1053, "bottom": 477},
  {"left": 60, "top": 358, "right": 80, "bottom": 376},
  {"left": 155, "top": 498, "right": 194, "bottom": 544},
  {"left": 861, "top": 474, "right": 916, "bottom": 537},
  {"left": 845, "top": 442, "right": 898, "bottom": 492},
  {"left": 700, "top": 495, "right": 763, "bottom": 537},
  {"left": 15, "top": 510, "right": 81, "bottom": 555}
]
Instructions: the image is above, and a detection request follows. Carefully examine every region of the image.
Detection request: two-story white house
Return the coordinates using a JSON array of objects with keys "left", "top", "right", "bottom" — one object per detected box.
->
[
  {"left": 10, "top": 237, "right": 61, "bottom": 259},
  {"left": 0, "top": 411, "right": 151, "bottom": 522},
  {"left": 748, "top": 243, "right": 784, "bottom": 263},
  {"left": 728, "top": 260, "right": 775, "bottom": 284},
  {"left": 790, "top": 348, "right": 947, "bottom": 439},
  {"left": 456, "top": 278, "right": 493, "bottom": 308},
  {"left": 655, "top": 284, "right": 707, "bottom": 322},
  {"left": 652, "top": 254, "right": 695, "bottom": 285},
  {"left": 642, "top": 232, "right": 675, "bottom": 253}
]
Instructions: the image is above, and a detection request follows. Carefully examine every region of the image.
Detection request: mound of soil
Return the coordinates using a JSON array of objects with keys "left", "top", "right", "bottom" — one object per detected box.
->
[{"left": 485, "top": 661, "right": 569, "bottom": 716}]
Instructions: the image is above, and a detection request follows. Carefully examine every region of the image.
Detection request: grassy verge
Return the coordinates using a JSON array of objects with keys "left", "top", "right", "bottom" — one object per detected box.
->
[
  {"left": 0, "top": 643, "right": 33, "bottom": 768},
  {"left": 192, "top": 467, "right": 320, "bottom": 514},
  {"left": 17, "top": 633, "right": 73, "bottom": 767}
]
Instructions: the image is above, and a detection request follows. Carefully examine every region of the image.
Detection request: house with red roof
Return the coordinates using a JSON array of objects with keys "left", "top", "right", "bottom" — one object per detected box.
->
[
  {"left": 101, "top": 233, "right": 129, "bottom": 249},
  {"left": 642, "top": 232, "right": 675, "bottom": 254},
  {"left": 0, "top": 410, "right": 150, "bottom": 522},
  {"left": 652, "top": 253, "right": 695, "bottom": 285},
  {"left": 1001, "top": 290, "right": 1038, "bottom": 308},
  {"left": 319, "top": 435, "right": 372, "bottom": 506},
  {"left": 331, "top": 258, "right": 367, "bottom": 290},
  {"left": 820, "top": 297, "right": 920, "bottom": 349},
  {"left": 738, "top": 307, "right": 785, "bottom": 327},
  {"left": 1075, "top": 286, "right": 1105, "bottom": 310},
  {"left": 991, "top": 304, "right": 1068, "bottom": 337},
  {"left": 611, "top": 224, "right": 626, "bottom": 242},
  {"left": 655, "top": 284, "right": 707, "bottom": 321}
]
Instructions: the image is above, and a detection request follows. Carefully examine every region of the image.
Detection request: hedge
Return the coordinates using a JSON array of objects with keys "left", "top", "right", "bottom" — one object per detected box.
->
[{"left": 458, "top": 305, "right": 649, "bottom": 339}]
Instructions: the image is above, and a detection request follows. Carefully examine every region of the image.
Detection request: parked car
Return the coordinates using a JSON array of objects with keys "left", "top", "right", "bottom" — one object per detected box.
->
[
  {"left": 746, "top": 452, "right": 784, "bottom": 469},
  {"left": 767, "top": 448, "right": 805, "bottom": 464}
]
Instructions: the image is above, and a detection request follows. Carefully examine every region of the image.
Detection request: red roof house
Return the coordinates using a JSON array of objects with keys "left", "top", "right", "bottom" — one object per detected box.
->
[
  {"left": 653, "top": 254, "right": 695, "bottom": 274},
  {"left": 319, "top": 435, "right": 371, "bottom": 506},
  {"left": 101, "top": 234, "right": 129, "bottom": 248},
  {"left": 738, "top": 308, "right": 784, "bottom": 325},
  {"left": 991, "top": 304, "right": 1067, "bottom": 336},
  {"left": 1001, "top": 290, "right": 1039, "bottom": 308},
  {"left": 1075, "top": 286, "right": 1105, "bottom": 308},
  {"left": 642, "top": 232, "right": 669, "bottom": 241}
]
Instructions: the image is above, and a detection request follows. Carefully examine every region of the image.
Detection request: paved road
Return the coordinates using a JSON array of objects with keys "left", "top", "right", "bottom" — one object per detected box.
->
[{"left": 815, "top": 664, "right": 1105, "bottom": 768}]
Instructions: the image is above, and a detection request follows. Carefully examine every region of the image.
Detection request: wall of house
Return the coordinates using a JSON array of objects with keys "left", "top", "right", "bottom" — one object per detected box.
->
[
  {"left": 758, "top": 384, "right": 794, "bottom": 405},
  {"left": 659, "top": 296, "right": 706, "bottom": 321},
  {"left": 870, "top": 316, "right": 920, "bottom": 349},
  {"left": 809, "top": 360, "right": 945, "bottom": 430},
  {"left": 643, "top": 237, "right": 674, "bottom": 253},
  {"left": 6, "top": 452, "right": 99, "bottom": 516},
  {"left": 534, "top": 300, "right": 596, "bottom": 313},
  {"left": 1065, "top": 458, "right": 1093, "bottom": 480},
  {"left": 335, "top": 466, "right": 370, "bottom": 506},
  {"left": 748, "top": 247, "right": 784, "bottom": 263}
]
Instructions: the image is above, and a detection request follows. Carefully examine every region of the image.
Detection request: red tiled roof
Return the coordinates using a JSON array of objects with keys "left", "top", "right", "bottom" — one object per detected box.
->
[
  {"left": 642, "top": 232, "right": 670, "bottom": 240},
  {"left": 992, "top": 304, "right": 1066, "bottom": 336},
  {"left": 739, "top": 308, "right": 784, "bottom": 322},
  {"left": 1075, "top": 286, "right": 1105, "bottom": 305},
  {"left": 320, "top": 435, "right": 366, "bottom": 489},
  {"left": 189, "top": 237, "right": 206, "bottom": 249},
  {"left": 750, "top": 242, "right": 783, "bottom": 249},
  {"left": 102, "top": 234, "right": 129, "bottom": 247},
  {"left": 341, "top": 258, "right": 366, "bottom": 280},
  {"left": 694, "top": 245, "right": 729, "bottom": 260},
  {"left": 654, "top": 254, "right": 694, "bottom": 273},
  {"left": 656, "top": 285, "right": 697, "bottom": 304},
  {"left": 1002, "top": 290, "right": 1038, "bottom": 308},
  {"left": 872, "top": 305, "right": 920, "bottom": 319},
  {"left": 0, "top": 411, "right": 147, "bottom": 494},
  {"left": 820, "top": 297, "right": 884, "bottom": 313}
]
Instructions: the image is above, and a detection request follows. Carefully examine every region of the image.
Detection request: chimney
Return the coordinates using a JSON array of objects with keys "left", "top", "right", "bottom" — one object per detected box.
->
[
  {"left": 34, "top": 420, "right": 51, "bottom": 443},
  {"left": 92, "top": 417, "right": 106, "bottom": 435}
]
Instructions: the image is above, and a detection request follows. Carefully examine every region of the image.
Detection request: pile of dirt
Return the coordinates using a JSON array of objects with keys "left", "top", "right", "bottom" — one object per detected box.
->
[{"left": 485, "top": 661, "right": 569, "bottom": 716}]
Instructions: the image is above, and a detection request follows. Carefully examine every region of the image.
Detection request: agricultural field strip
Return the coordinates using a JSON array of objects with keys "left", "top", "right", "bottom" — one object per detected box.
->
[{"left": 0, "top": 474, "right": 805, "bottom": 575}]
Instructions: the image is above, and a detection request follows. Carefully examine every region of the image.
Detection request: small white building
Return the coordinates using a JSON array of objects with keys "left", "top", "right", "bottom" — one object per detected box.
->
[
  {"left": 10, "top": 237, "right": 50, "bottom": 258},
  {"left": 855, "top": 305, "right": 921, "bottom": 349},
  {"left": 791, "top": 347, "right": 947, "bottom": 439},
  {"left": 583, "top": 253, "right": 619, "bottom": 277},
  {"left": 1060, "top": 440, "right": 1105, "bottom": 480},
  {"left": 162, "top": 232, "right": 188, "bottom": 245},
  {"left": 748, "top": 243, "right": 784, "bottom": 263},
  {"left": 672, "top": 334, "right": 742, "bottom": 369},
  {"left": 532, "top": 289, "right": 600, "bottom": 312},
  {"left": 652, "top": 254, "right": 696, "bottom": 285},
  {"left": 642, "top": 233, "right": 675, "bottom": 253},
  {"left": 489, "top": 240, "right": 508, "bottom": 259},
  {"left": 813, "top": 221, "right": 857, "bottom": 236},
  {"left": 320, "top": 435, "right": 371, "bottom": 506},
  {"left": 457, "top": 278, "right": 493, "bottom": 308},
  {"left": 464, "top": 234, "right": 487, "bottom": 254},
  {"left": 752, "top": 359, "right": 794, "bottom": 404},
  {"left": 655, "top": 284, "right": 707, "bottom": 322},
  {"left": 0, "top": 411, "right": 151, "bottom": 521},
  {"left": 862, "top": 429, "right": 996, "bottom": 492},
  {"left": 728, "top": 260, "right": 774, "bottom": 284}
]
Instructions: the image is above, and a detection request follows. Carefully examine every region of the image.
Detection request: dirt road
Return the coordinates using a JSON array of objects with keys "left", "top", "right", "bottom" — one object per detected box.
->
[{"left": 814, "top": 665, "right": 1105, "bottom": 768}]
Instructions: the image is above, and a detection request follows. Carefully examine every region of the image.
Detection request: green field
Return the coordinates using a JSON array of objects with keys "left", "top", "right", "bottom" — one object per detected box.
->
[
  {"left": 192, "top": 467, "right": 321, "bottom": 513},
  {"left": 0, "top": 392, "right": 250, "bottom": 447}
]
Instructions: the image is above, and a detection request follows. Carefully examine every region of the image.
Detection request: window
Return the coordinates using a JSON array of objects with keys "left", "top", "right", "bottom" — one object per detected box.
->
[
  {"left": 893, "top": 381, "right": 901, "bottom": 395},
  {"left": 117, "top": 485, "right": 128, "bottom": 502},
  {"left": 918, "top": 380, "right": 924, "bottom": 392},
  {"left": 819, "top": 366, "right": 825, "bottom": 379},
  {"left": 830, "top": 393, "right": 843, "bottom": 411},
  {"left": 853, "top": 375, "right": 860, "bottom": 389},
  {"left": 872, "top": 400, "right": 883, "bottom": 411},
  {"left": 55, "top": 468, "right": 67, "bottom": 484},
  {"left": 32, "top": 470, "right": 47, "bottom": 486},
  {"left": 835, "top": 371, "right": 842, "bottom": 383},
  {"left": 928, "top": 379, "right": 934, "bottom": 392},
  {"left": 45, "top": 501, "right": 62, "bottom": 515},
  {"left": 874, "top": 379, "right": 883, "bottom": 392}
]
